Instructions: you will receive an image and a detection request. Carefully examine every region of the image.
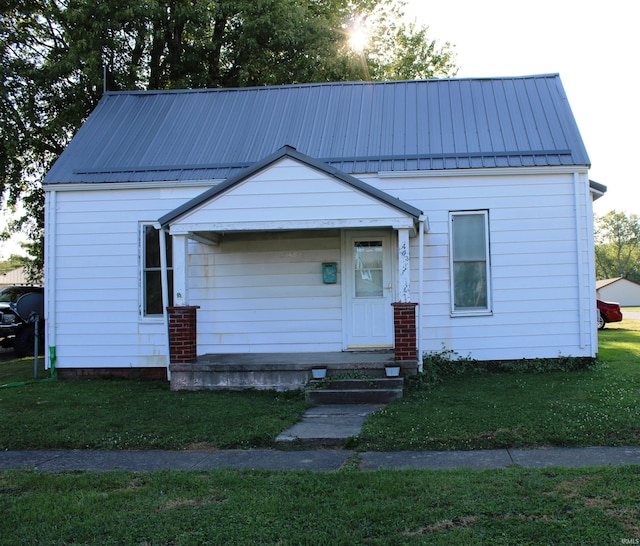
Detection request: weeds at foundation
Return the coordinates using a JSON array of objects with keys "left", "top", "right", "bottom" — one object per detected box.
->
[
  {"left": 305, "top": 371, "right": 375, "bottom": 390},
  {"left": 409, "top": 347, "right": 601, "bottom": 390}
]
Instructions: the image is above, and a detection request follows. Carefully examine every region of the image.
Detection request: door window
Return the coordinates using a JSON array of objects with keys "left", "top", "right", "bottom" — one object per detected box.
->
[{"left": 354, "top": 241, "right": 383, "bottom": 297}]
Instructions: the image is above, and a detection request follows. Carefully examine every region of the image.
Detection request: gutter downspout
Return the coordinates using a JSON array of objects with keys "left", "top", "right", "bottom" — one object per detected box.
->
[
  {"left": 584, "top": 175, "right": 598, "bottom": 356},
  {"left": 45, "top": 189, "right": 56, "bottom": 374},
  {"left": 417, "top": 215, "right": 427, "bottom": 372},
  {"left": 574, "top": 172, "right": 589, "bottom": 350},
  {"left": 158, "top": 225, "right": 171, "bottom": 381}
]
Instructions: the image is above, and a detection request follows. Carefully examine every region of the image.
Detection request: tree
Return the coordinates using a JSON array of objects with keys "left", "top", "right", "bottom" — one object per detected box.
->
[
  {"left": 594, "top": 210, "right": 640, "bottom": 283},
  {"left": 1, "top": 0, "right": 458, "bottom": 276},
  {"left": 0, "top": 253, "right": 29, "bottom": 275},
  {"left": 353, "top": 2, "right": 457, "bottom": 81}
]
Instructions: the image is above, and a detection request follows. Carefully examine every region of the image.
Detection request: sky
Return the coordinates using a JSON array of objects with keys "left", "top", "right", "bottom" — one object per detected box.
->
[
  {"left": 404, "top": 0, "right": 639, "bottom": 217},
  {"left": 0, "top": 212, "right": 23, "bottom": 260}
]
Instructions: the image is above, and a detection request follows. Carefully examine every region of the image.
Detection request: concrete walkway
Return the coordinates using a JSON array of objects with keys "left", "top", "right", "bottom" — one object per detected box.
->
[
  {"left": 275, "top": 404, "right": 384, "bottom": 445},
  {"left": 1, "top": 446, "right": 639, "bottom": 472}
]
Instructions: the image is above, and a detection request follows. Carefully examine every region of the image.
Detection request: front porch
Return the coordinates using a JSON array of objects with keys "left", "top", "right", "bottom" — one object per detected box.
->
[
  {"left": 160, "top": 147, "right": 425, "bottom": 391},
  {"left": 170, "top": 350, "right": 418, "bottom": 391}
]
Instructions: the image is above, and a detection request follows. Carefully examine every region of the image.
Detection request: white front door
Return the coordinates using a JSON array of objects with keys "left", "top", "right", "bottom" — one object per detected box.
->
[{"left": 343, "top": 231, "right": 394, "bottom": 348}]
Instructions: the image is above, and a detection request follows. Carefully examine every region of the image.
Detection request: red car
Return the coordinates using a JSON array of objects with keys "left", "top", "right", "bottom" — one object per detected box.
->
[{"left": 597, "top": 299, "right": 623, "bottom": 329}]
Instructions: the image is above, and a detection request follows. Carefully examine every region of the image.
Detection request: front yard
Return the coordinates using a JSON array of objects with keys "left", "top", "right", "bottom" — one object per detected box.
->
[
  {"left": 2, "top": 320, "right": 639, "bottom": 451},
  {"left": 2, "top": 320, "right": 639, "bottom": 545},
  {"left": 354, "top": 320, "right": 640, "bottom": 450}
]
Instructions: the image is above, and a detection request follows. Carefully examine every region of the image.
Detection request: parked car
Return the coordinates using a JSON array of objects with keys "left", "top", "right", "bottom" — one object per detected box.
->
[
  {"left": 597, "top": 299, "right": 623, "bottom": 330},
  {"left": 0, "top": 285, "right": 44, "bottom": 356}
]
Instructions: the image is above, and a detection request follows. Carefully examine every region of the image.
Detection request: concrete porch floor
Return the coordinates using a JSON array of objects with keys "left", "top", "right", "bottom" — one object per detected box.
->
[
  {"left": 170, "top": 350, "right": 416, "bottom": 391},
  {"left": 198, "top": 350, "right": 395, "bottom": 368}
]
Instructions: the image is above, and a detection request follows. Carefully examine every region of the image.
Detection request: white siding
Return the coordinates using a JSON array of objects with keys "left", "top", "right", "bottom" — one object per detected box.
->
[
  {"left": 190, "top": 230, "right": 343, "bottom": 353},
  {"left": 375, "top": 170, "right": 596, "bottom": 360},
  {"left": 49, "top": 186, "right": 203, "bottom": 369},
  {"left": 174, "top": 158, "right": 414, "bottom": 231},
  {"left": 47, "top": 166, "right": 596, "bottom": 371}
]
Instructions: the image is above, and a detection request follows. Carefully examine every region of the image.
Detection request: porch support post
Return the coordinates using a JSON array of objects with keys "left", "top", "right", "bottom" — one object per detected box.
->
[
  {"left": 168, "top": 305, "right": 200, "bottom": 364},
  {"left": 173, "top": 234, "right": 188, "bottom": 306},
  {"left": 159, "top": 226, "right": 171, "bottom": 380},
  {"left": 397, "top": 228, "right": 411, "bottom": 302},
  {"left": 394, "top": 228, "right": 417, "bottom": 365},
  {"left": 166, "top": 234, "right": 198, "bottom": 368},
  {"left": 392, "top": 302, "right": 418, "bottom": 362}
]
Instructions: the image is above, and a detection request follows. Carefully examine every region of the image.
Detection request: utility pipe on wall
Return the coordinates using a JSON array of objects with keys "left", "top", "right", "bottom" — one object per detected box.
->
[
  {"left": 417, "top": 215, "right": 426, "bottom": 372},
  {"left": 573, "top": 171, "right": 589, "bottom": 350},
  {"left": 45, "top": 189, "right": 57, "bottom": 370},
  {"left": 159, "top": 225, "right": 171, "bottom": 381}
]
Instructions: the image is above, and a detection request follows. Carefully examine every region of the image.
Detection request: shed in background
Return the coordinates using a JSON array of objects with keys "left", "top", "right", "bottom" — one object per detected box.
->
[
  {"left": 0, "top": 267, "right": 28, "bottom": 288},
  {"left": 596, "top": 278, "right": 640, "bottom": 307}
]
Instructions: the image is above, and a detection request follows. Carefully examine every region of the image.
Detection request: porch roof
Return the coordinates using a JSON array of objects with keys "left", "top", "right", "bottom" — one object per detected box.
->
[{"left": 159, "top": 146, "right": 423, "bottom": 236}]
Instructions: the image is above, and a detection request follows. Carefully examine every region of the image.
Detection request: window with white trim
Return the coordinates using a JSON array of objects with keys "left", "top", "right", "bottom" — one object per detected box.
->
[
  {"left": 449, "top": 211, "right": 491, "bottom": 314},
  {"left": 142, "top": 224, "right": 173, "bottom": 316}
]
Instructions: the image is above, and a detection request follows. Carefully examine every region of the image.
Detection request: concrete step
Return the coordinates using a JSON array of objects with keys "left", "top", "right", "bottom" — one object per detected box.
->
[
  {"left": 307, "top": 388, "right": 403, "bottom": 404},
  {"left": 306, "top": 377, "right": 404, "bottom": 404},
  {"left": 316, "top": 378, "right": 404, "bottom": 390}
]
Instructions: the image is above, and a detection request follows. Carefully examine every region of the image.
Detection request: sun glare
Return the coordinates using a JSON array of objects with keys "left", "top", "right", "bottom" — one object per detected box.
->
[{"left": 348, "top": 17, "right": 369, "bottom": 52}]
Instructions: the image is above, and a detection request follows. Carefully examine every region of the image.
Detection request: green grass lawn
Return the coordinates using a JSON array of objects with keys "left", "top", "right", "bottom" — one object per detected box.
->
[
  {"left": 3, "top": 466, "right": 640, "bottom": 544},
  {"left": 354, "top": 319, "right": 640, "bottom": 451},
  {"left": 2, "top": 322, "right": 640, "bottom": 545},
  {"left": 0, "top": 375, "right": 309, "bottom": 450},
  {"left": 1, "top": 320, "right": 639, "bottom": 451}
]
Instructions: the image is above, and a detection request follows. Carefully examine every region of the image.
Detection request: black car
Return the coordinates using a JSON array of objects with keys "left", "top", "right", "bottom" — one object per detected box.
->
[{"left": 0, "top": 285, "right": 44, "bottom": 356}]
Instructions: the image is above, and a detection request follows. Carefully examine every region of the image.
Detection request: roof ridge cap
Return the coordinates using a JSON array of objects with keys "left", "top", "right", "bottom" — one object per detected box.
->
[{"left": 102, "top": 73, "right": 562, "bottom": 97}]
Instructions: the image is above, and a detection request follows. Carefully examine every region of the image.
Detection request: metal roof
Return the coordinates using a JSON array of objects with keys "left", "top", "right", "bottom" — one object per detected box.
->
[{"left": 44, "top": 74, "right": 590, "bottom": 184}]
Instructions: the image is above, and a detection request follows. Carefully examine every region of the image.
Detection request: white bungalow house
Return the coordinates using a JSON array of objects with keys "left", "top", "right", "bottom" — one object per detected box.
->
[{"left": 42, "top": 74, "right": 605, "bottom": 389}]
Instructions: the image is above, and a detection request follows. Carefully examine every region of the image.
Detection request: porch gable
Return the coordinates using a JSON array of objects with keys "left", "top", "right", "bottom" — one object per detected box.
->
[{"left": 159, "top": 146, "right": 421, "bottom": 236}]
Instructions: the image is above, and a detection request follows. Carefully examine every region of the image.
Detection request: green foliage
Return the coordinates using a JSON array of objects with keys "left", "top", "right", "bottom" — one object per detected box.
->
[
  {"left": 3, "top": 466, "right": 640, "bottom": 544},
  {"left": 410, "top": 347, "right": 600, "bottom": 389},
  {"left": 305, "top": 370, "right": 373, "bottom": 390},
  {"left": 1, "top": 0, "right": 458, "bottom": 272},
  {"left": 2, "top": 324, "right": 640, "bottom": 544},
  {"left": 0, "top": 254, "right": 28, "bottom": 275},
  {"left": 594, "top": 209, "right": 640, "bottom": 282},
  {"left": 351, "top": 1, "right": 458, "bottom": 81},
  {"left": 409, "top": 347, "right": 476, "bottom": 387}
]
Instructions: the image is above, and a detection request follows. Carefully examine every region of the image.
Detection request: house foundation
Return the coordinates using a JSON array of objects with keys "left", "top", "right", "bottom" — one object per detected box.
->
[{"left": 169, "top": 351, "right": 417, "bottom": 391}]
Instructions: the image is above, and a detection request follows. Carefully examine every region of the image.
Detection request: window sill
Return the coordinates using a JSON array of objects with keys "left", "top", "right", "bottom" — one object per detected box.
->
[
  {"left": 450, "top": 310, "right": 493, "bottom": 318},
  {"left": 139, "top": 315, "right": 165, "bottom": 323}
]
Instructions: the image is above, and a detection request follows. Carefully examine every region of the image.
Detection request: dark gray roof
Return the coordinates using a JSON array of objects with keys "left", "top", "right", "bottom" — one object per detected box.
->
[
  {"left": 589, "top": 179, "right": 607, "bottom": 195},
  {"left": 44, "top": 74, "right": 590, "bottom": 184},
  {"left": 159, "top": 145, "right": 423, "bottom": 227}
]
